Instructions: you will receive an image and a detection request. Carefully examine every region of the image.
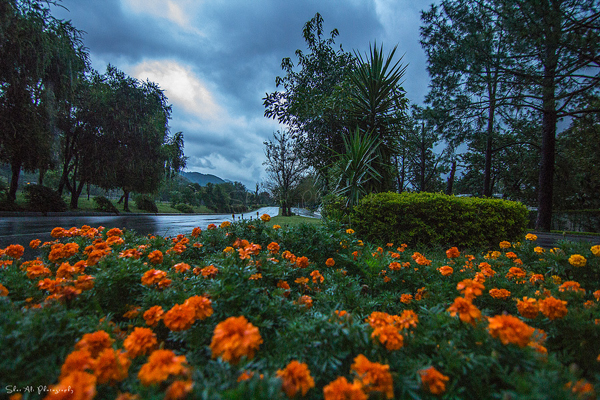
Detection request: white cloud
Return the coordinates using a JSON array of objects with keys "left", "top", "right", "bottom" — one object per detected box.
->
[
  {"left": 122, "top": 0, "right": 203, "bottom": 34},
  {"left": 130, "top": 60, "right": 224, "bottom": 122}
]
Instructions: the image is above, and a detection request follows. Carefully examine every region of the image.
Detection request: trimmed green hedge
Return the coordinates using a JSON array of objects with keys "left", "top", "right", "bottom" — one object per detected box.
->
[{"left": 351, "top": 192, "right": 528, "bottom": 248}]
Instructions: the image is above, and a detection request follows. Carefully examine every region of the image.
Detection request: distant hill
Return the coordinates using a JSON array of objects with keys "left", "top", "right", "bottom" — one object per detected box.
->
[{"left": 181, "top": 171, "right": 226, "bottom": 186}]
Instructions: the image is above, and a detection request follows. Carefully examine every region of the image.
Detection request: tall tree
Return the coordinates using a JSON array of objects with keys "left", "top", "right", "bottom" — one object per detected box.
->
[
  {"left": 347, "top": 43, "right": 408, "bottom": 191},
  {"left": 421, "top": 0, "right": 515, "bottom": 198},
  {"left": 83, "top": 65, "right": 177, "bottom": 212},
  {"left": 497, "top": 0, "right": 600, "bottom": 230},
  {"left": 0, "top": 0, "right": 87, "bottom": 202},
  {"left": 263, "top": 130, "right": 306, "bottom": 216},
  {"left": 263, "top": 13, "right": 355, "bottom": 186}
]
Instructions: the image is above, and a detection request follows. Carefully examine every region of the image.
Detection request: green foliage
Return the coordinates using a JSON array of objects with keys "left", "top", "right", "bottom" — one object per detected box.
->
[
  {"left": 351, "top": 192, "right": 528, "bottom": 248},
  {"left": 134, "top": 194, "right": 159, "bottom": 213},
  {"left": 1, "top": 213, "right": 599, "bottom": 399},
  {"left": 23, "top": 184, "right": 67, "bottom": 213},
  {"left": 93, "top": 196, "right": 119, "bottom": 214},
  {"left": 173, "top": 203, "right": 195, "bottom": 213},
  {"left": 320, "top": 193, "right": 350, "bottom": 224}
]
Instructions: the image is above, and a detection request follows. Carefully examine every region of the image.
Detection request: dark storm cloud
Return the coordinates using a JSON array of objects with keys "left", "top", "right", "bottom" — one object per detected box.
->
[{"left": 49, "top": 0, "right": 436, "bottom": 187}]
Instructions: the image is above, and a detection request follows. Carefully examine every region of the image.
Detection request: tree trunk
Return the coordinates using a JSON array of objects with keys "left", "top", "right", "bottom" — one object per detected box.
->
[
  {"left": 535, "top": 105, "right": 557, "bottom": 231},
  {"left": 483, "top": 99, "right": 496, "bottom": 197},
  {"left": 38, "top": 168, "right": 45, "bottom": 186},
  {"left": 8, "top": 160, "right": 22, "bottom": 203},
  {"left": 123, "top": 190, "right": 130, "bottom": 212},
  {"left": 535, "top": 32, "right": 559, "bottom": 232},
  {"left": 446, "top": 160, "right": 456, "bottom": 195}
]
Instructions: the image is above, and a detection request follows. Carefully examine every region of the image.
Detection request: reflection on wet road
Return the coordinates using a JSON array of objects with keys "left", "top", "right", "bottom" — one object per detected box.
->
[{"left": 0, "top": 207, "right": 280, "bottom": 250}]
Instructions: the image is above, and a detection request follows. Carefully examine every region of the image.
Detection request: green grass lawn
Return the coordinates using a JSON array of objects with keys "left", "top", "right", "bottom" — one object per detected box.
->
[{"left": 266, "top": 209, "right": 322, "bottom": 227}]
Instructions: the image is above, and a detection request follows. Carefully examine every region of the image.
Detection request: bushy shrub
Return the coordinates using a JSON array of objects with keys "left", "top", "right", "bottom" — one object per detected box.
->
[
  {"left": 351, "top": 192, "right": 528, "bottom": 248},
  {"left": 93, "top": 196, "right": 119, "bottom": 214},
  {"left": 23, "top": 184, "right": 67, "bottom": 213},
  {"left": 174, "top": 203, "right": 195, "bottom": 213},
  {"left": 320, "top": 193, "right": 351, "bottom": 224},
  {"left": 134, "top": 194, "right": 159, "bottom": 213}
]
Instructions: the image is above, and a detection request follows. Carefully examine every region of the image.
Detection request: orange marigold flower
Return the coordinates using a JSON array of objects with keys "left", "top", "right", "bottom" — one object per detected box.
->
[
  {"left": 260, "top": 213, "right": 271, "bottom": 222},
  {"left": 273, "top": 224, "right": 281, "bottom": 230},
  {"left": 389, "top": 261, "right": 401, "bottom": 271},
  {"left": 207, "top": 223, "right": 217, "bottom": 230},
  {"left": 568, "top": 254, "right": 586, "bottom": 267},
  {"left": 29, "top": 239, "right": 41, "bottom": 249},
  {"left": 93, "top": 348, "right": 130, "bottom": 384},
  {"left": 220, "top": 221, "right": 231, "bottom": 229},
  {"left": 325, "top": 258, "right": 336, "bottom": 267},
  {"left": 249, "top": 273, "right": 262, "bottom": 280},
  {"left": 525, "top": 233, "right": 537, "bottom": 241},
  {"left": 438, "top": 266, "right": 453, "bottom": 276},
  {"left": 295, "top": 277, "right": 309, "bottom": 285},
  {"left": 143, "top": 306, "right": 164, "bottom": 327},
  {"left": 137, "top": 349, "right": 189, "bottom": 386},
  {"left": 210, "top": 316, "right": 262, "bottom": 364},
  {"left": 566, "top": 379, "right": 595, "bottom": 398},
  {"left": 296, "top": 256, "right": 309, "bottom": 269},
  {"left": 276, "top": 360, "right": 315, "bottom": 398},
  {"left": 74, "top": 330, "right": 114, "bottom": 358},
  {"left": 163, "top": 304, "right": 196, "bottom": 331},
  {"left": 51, "top": 227, "right": 66, "bottom": 238},
  {"left": 184, "top": 295, "right": 213, "bottom": 320},
  {"left": 489, "top": 288, "right": 511, "bottom": 300},
  {"left": 4, "top": 244, "right": 24, "bottom": 259},
  {"left": 499, "top": 241, "right": 511, "bottom": 249},
  {"left": 446, "top": 247, "right": 460, "bottom": 258},
  {"left": 278, "top": 280, "right": 290, "bottom": 290},
  {"left": 147, "top": 250, "right": 163, "bottom": 264},
  {"left": 26, "top": 261, "right": 52, "bottom": 279},
  {"left": 323, "top": 376, "right": 367, "bottom": 400},
  {"left": 172, "top": 263, "right": 191, "bottom": 273},
  {"left": 141, "top": 269, "right": 167, "bottom": 286},
  {"left": 165, "top": 380, "right": 194, "bottom": 400},
  {"left": 200, "top": 265, "right": 218, "bottom": 279},
  {"left": 529, "top": 274, "right": 544, "bottom": 284},
  {"left": 298, "top": 295, "right": 313, "bottom": 309},
  {"left": 45, "top": 371, "right": 96, "bottom": 400},
  {"left": 594, "top": 290, "right": 600, "bottom": 301},
  {"left": 310, "top": 270, "right": 324, "bottom": 284},
  {"left": 487, "top": 314, "right": 536, "bottom": 347},
  {"left": 123, "top": 327, "right": 157, "bottom": 358},
  {"left": 559, "top": 281, "right": 585, "bottom": 294},
  {"left": 505, "top": 251, "right": 518, "bottom": 259},
  {"left": 351, "top": 354, "right": 394, "bottom": 399},
  {"left": 591, "top": 245, "right": 600, "bottom": 257},
  {"left": 191, "top": 227, "right": 202, "bottom": 237},
  {"left": 59, "top": 349, "right": 95, "bottom": 379},
  {"left": 0, "top": 283, "right": 8, "bottom": 297},
  {"left": 456, "top": 279, "right": 485, "bottom": 300},
  {"left": 106, "top": 228, "right": 123, "bottom": 237},
  {"left": 447, "top": 297, "right": 482, "bottom": 325},
  {"left": 267, "top": 242, "right": 280, "bottom": 254},
  {"left": 400, "top": 294, "right": 413, "bottom": 304},
  {"left": 122, "top": 305, "right": 141, "bottom": 319},
  {"left": 419, "top": 366, "right": 450, "bottom": 395},
  {"left": 516, "top": 297, "right": 539, "bottom": 319},
  {"left": 346, "top": 228, "right": 355, "bottom": 234},
  {"left": 539, "top": 296, "right": 568, "bottom": 320},
  {"left": 506, "top": 267, "right": 527, "bottom": 280},
  {"left": 74, "top": 275, "right": 95, "bottom": 291},
  {"left": 371, "top": 324, "right": 404, "bottom": 351}
]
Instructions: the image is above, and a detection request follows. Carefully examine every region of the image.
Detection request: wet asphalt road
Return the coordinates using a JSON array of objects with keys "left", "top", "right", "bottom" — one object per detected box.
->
[{"left": 0, "top": 207, "right": 281, "bottom": 252}]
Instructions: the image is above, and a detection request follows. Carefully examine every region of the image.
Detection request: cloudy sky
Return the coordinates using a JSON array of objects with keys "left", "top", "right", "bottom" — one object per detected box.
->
[{"left": 51, "top": 0, "right": 437, "bottom": 189}]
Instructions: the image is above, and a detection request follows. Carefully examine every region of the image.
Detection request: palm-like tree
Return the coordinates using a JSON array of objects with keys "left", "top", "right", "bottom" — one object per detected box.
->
[{"left": 348, "top": 43, "right": 408, "bottom": 191}]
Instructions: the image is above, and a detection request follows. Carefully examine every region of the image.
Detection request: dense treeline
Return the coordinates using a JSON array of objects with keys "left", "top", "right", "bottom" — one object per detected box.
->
[
  {"left": 264, "top": 5, "right": 599, "bottom": 230},
  {"left": 0, "top": 0, "right": 187, "bottom": 212}
]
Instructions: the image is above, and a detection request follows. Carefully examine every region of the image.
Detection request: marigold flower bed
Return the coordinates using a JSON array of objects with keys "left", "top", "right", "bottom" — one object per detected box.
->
[{"left": 1, "top": 220, "right": 599, "bottom": 399}]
